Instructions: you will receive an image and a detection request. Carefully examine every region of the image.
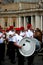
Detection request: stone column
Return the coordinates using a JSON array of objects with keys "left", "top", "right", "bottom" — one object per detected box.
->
[
  {"left": 1, "top": 18, "right": 5, "bottom": 28},
  {"left": 7, "top": 18, "right": 10, "bottom": 27},
  {"left": 9, "top": 18, "right": 13, "bottom": 26},
  {"left": 42, "top": 16, "right": 43, "bottom": 30},
  {"left": 35, "top": 15, "right": 41, "bottom": 29},
  {"left": 18, "top": 16, "right": 22, "bottom": 27},
  {"left": 16, "top": 17, "right": 19, "bottom": 28},
  {"left": 0, "top": 18, "right": 5, "bottom": 28},
  {"left": 24, "top": 16, "right": 27, "bottom": 29},
  {"left": 7, "top": 18, "right": 13, "bottom": 27},
  {"left": 0, "top": 18, "right": 2, "bottom": 26},
  {"left": 9, "top": 18, "right": 11, "bottom": 26},
  {"left": 41, "top": 15, "right": 42, "bottom": 31},
  {"left": 0, "top": 18, "right": 1, "bottom": 25}
]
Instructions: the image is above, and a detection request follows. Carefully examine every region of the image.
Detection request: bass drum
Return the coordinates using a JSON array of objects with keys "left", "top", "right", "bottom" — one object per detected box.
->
[{"left": 19, "top": 37, "right": 41, "bottom": 57}]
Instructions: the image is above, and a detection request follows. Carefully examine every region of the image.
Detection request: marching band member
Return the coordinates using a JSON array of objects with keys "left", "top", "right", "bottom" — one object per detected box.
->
[
  {"left": 0, "top": 28, "right": 5, "bottom": 65},
  {"left": 6, "top": 26, "right": 16, "bottom": 64},
  {"left": 6, "top": 28, "right": 10, "bottom": 41},
  {"left": 25, "top": 24, "right": 33, "bottom": 38},
  {"left": 12, "top": 28, "right": 24, "bottom": 65},
  {"left": 20, "top": 26, "right": 26, "bottom": 38},
  {"left": 6, "top": 27, "right": 10, "bottom": 56},
  {"left": 27, "top": 27, "right": 42, "bottom": 65},
  {"left": 25, "top": 24, "right": 34, "bottom": 65}
]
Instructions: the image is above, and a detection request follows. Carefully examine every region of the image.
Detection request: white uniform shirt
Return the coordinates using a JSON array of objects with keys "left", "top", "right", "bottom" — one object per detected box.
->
[
  {"left": 0, "top": 32, "right": 4, "bottom": 43},
  {"left": 8, "top": 30, "right": 15, "bottom": 41},
  {"left": 6, "top": 31, "right": 9, "bottom": 39},
  {"left": 12, "top": 34, "right": 23, "bottom": 45},
  {"left": 20, "top": 31, "right": 26, "bottom": 37},
  {"left": 25, "top": 30, "right": 33, "bottom": 38}
]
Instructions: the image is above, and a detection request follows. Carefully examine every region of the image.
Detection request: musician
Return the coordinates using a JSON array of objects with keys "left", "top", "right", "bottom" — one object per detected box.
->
[
  {"left": 6, "top": 26, "right": 16, "bottom": 64},
  {"left": 6, "top": 28, "right": 10, "bottom": 40},
  {"left": 25, "top": 24, "right": 33, "bottom": 38},
  {"left": 20, "top": 26, "right": 26, "bottom": 38},
  {"left": 6, "top": 27, "right": 10, "bottom": 56},
  {"left": 0, "top": 28, "right": 5, "bottom": 65},
  {"left": 12, "top": 28, "right": 24, "bottom": 65},
  {"left": 26, "top": 27, "right": 42, "bottom": 65}
]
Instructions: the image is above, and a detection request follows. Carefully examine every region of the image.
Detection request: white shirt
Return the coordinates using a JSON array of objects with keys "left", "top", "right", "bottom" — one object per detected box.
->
[
  {"left": 6, "top": 31, "right": 9, "bottom": 39},
  {"left": 8, "top": 30, "right": 15, "bottom": 41},
  {"left": 0, "top": 32, "right": 4, "bottom": 43},
  {"left": 25, "top": 30, "right": 33, "bottom": 38},
  {"left": 12, "top": 34, "right": 23, "bottom": 45},
  {"left": 20, "top": 31, "right": 26, "bottom": 37}
]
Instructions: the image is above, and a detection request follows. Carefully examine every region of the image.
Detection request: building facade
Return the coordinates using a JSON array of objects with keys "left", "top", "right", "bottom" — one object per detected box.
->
[{"left": 0, "top": 1, "right": 43, "bottom": 30}]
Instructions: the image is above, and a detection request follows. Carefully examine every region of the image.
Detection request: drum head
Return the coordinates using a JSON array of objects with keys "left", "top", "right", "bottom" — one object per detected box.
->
[{"left": 19, "top": 37, "right": 36, "bottom": 57}]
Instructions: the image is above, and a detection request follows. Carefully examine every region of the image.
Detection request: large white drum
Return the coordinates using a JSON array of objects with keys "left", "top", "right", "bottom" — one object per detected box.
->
[{"left": 19, "top": 37, "right": 36, "bottom": 57}]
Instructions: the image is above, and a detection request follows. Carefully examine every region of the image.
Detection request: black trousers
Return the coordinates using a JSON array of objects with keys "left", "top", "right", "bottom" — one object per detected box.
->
[
  {"left": 27, "top": 55, "right": 34, "bottom": 65},
  {"left": 0, "top": 43, "right": 5, "bottom": 61},
  {"left": 7, "top": 41, "right": 15, "bottom": 61},
  {"left": 15, "top": 47, "right": 24, "bottom": 65}
]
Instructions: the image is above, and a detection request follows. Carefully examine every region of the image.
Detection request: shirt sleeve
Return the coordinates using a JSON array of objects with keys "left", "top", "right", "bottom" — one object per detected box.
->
[{"left": 12, "top": 36, "right": 17, "bottom": 42}]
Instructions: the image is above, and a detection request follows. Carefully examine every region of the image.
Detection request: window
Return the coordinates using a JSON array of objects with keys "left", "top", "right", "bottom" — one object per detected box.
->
[
  {"left": 5, "top": 22, "right": 7, "bottom": 26},
  {"left": 13, "top": 22, "right": 15, "bottom": 26},
  {"left": 21, "top": 16, "right": 24, "bottom": 26},
  {"left": 26, "top": 16, "right": 31, "bottom": 24},
  {"left": 5, "top": 9, "right": 7, "bottom": 11}
]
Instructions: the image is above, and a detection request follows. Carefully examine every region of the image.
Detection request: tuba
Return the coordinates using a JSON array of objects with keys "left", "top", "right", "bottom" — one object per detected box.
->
[{"left": 19, "top": 37, "right": 41, "bottom": 57}]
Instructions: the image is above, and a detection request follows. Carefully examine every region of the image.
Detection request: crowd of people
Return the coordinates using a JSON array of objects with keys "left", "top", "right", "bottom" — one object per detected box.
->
[{"left": 0, "top": 24, "right": 42, "bottom": 65}]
